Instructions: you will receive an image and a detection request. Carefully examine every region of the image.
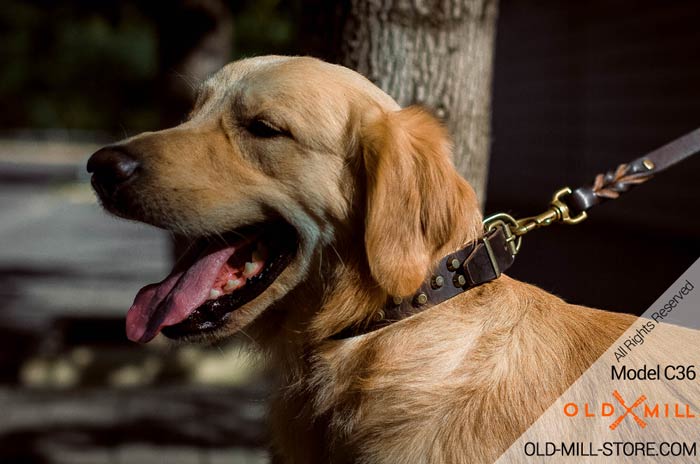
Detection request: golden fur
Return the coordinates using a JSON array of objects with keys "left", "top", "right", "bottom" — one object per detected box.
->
[{"left": 100, "top": 56, "right": 643, "bottom": 463}]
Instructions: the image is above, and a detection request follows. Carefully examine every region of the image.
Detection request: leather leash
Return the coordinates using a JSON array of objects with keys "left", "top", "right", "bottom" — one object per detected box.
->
[{"left": 332, "top": 128, "right": 700, "bottom": 339}]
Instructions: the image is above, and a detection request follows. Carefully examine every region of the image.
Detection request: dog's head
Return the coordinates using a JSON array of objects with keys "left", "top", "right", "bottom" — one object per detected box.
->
[{"left": 87, "top": 56, "right": 481, "bottom": 344}]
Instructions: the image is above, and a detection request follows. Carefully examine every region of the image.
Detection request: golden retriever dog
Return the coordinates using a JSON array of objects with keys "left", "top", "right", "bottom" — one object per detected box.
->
[{"left": 87, "top": 56, "right": 659, "bottom": 463}]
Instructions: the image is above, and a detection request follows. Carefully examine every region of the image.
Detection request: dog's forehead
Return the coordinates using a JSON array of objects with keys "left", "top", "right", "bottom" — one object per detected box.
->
[{"left": 203, "top": 56, "right": 399, "bottom": 112}]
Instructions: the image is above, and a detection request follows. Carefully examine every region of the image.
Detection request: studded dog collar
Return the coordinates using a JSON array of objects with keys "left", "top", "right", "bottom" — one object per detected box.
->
[
  {"left": 331, "top": 126, "right": 700, "bottom": 340},
  {"left": 331, "top": 227, "right": 516, "bottom": 339}
]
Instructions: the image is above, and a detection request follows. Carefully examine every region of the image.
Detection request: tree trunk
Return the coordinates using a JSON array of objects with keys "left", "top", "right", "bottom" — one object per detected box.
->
[{"left": 337, "top": 0, "right": 498, "bottom": 204}]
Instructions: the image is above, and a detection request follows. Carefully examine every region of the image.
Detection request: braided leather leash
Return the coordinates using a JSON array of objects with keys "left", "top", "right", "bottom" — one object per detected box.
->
[{"left": 332, "top": 128, "right": 700, "bottom": 339}]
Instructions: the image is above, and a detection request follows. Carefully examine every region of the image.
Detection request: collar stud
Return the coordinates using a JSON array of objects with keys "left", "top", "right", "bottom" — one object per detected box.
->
[
  {"left": 446, "top": 258, "right": 460, "bottom": 271},
  {"left": 431, "top": 275, "right": 445, "bottom": 289}
]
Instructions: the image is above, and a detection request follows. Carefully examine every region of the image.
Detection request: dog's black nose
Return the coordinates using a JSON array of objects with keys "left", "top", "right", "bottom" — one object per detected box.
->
[{"left": 87, "top": 146, "right": 140, "bottom": 197}]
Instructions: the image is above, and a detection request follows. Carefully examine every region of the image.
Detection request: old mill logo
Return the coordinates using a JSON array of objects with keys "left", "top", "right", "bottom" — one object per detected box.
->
[{"left": 563, "top": 391, "right": 695, "bottom": 430}]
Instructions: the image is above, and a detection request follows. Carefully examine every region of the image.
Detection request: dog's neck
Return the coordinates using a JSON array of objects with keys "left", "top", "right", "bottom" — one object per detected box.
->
[{"left": 308, "top": 206, "right": 484, "bottom": 343}]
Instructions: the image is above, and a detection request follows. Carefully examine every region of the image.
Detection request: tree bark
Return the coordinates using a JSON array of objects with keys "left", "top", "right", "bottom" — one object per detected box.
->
[{"left": 337, "top": 0, "right": 498, "bottom": 204}]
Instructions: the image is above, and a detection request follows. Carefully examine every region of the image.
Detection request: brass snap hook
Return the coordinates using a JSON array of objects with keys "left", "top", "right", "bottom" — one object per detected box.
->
[
  {"left": 482, "top": 212, "right": 522, "bottom": 256},
  {"left": 550, "top": 187, "right": 588, "bottom": 225},
  {"left": 483, "top": 187, "right": 588, "bottom": 255}
]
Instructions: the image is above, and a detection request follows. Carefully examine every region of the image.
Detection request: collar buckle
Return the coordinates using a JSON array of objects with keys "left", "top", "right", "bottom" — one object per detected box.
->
[
  {"left": 483, "top": 213, "right": 521, "bottom": 256},
  {"left": 480, "top": 235, "right": 501, "bottom": 278}
]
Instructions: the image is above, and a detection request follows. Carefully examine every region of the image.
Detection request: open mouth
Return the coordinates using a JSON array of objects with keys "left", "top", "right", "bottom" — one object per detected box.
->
[{"left": 126, "top": 220, "right": 297, "bottom": 343}]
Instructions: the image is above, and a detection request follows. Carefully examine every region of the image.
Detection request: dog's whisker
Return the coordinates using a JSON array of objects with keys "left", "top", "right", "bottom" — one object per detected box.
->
[
  {"left": 173, "top": 242, "right": 198, "bottom": 268},
  {"left": 329, "top": 244, "right": 345, "bottom": 268},
  {"left": 238, "top": 328, "right": 262, "bottom": 351},
  {"left": 317, "top": 248, "right": 324, "bottom": 280},
  {"left": 227, "top": 229, "right": 248, "bottom": 242},
  {"left": 215, "top": 344, "right": 225, "bottom": 357},
  {"left": 172, "top": 70, "right": 199, "bottom": 93},
  {"left": 212, "top": 230, "right": 227, "bottom": 247},
  {"left": 118, "top": 124, "right": 129, "bottom": 139}
]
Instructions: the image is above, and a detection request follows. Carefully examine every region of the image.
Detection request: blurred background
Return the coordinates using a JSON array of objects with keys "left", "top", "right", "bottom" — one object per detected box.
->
[{"left": 0, "top": 0, "right": 698, "bottom": 462}]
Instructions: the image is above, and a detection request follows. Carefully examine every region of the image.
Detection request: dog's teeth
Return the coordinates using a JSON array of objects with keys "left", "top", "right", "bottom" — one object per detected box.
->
[
  {"left": 243, "top": 262, "right": 256, "bottom": 277},
  {"left": 209, "top": 289, "right": 222, "bottom": 299},
  {"left": 224, "top": 279, "right": 241, "bottom": 291}
]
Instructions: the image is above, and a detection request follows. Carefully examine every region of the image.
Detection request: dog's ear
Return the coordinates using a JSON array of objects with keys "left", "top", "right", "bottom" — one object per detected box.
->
[{"left": 362, "top": 106, "right": 482, "bottom": 297}]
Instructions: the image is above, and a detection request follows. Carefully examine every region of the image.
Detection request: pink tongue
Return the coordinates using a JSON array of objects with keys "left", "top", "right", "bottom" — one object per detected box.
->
[{"left": 126, "top": 245, "right": 238, "bottom": 343}]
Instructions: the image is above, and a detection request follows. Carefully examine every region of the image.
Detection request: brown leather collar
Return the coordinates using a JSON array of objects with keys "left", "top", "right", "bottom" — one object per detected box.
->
[
  {"left": 331, "top": 226, "right": 515, "bottom": 339},
  {"left": 331, "top": 126, "right": 700, "bottom": 340}
]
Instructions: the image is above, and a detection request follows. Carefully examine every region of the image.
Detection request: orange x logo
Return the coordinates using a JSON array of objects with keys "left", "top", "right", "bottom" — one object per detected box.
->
[{"left": 609, "top": 390, "right": 647, "bottom": 430}]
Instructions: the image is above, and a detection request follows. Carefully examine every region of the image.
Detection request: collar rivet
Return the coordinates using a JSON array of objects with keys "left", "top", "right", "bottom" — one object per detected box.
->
[
  {"left": 392, "top": 296, "right": 403, "bottom": 306},
  {"left": 431, "top": 275, "right": 445, "bottom": 289},
  {"left": 453, "top": 274, "right": 466, "bottom": 287},
  {"left": 447, "top": 258, "right": 460, "bottom": 271},
  {"left": 414, "top": 293, "right": 428, "bottom": 305}
]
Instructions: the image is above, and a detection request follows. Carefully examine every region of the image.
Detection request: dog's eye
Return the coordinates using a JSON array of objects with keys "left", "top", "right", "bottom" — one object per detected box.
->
[{"left": 246, "top": 118, "right": 288, "bottom": 138}]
